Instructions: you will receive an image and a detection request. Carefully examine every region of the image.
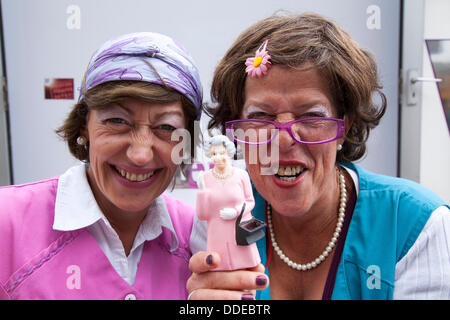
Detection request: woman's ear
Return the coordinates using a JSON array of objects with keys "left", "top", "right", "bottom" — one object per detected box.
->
[
  {"left": 79, "top": 118, "right": 89, "bottom": 141},
  {"left": 80, "top": 127, "right": 88, "bottom": 140},
  {"left": 344, "top": 115, "right": 353, "bottom": 136},
  {"left": 336, "top": 115, "right": 353, "bottom": 150}
]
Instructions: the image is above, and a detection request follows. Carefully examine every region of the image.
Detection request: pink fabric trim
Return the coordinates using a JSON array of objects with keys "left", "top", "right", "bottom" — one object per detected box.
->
[{"left": 5, "top": 230, "right": 81, "bottom": 294}]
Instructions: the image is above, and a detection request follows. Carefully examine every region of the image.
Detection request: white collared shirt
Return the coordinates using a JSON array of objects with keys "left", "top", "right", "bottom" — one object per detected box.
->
[
  {"left": 332, "top": 167, "right": 450, "bottom": 298},
  {"left": 53, "top": 164, "right": 179, "bottom": 285},
  {"left": 341, "top": 166, "right": 450, "bottom": 299}
]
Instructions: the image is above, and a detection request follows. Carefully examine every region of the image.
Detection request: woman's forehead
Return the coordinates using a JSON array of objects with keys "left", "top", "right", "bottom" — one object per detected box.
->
[
  {"left": 242, "top": 65, "right": 337, "bottom": 116},
  {"left": 96, "top": 98, "right": 184, "bottom": 116}
]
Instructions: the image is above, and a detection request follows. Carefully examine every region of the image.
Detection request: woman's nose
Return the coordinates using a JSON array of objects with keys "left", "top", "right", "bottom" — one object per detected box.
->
[
  {"left": 276, "top": 128, "right": 296, "bottom": 152},
  {"left": 126, "top": 129, "right": 154, "bottom": 166}
]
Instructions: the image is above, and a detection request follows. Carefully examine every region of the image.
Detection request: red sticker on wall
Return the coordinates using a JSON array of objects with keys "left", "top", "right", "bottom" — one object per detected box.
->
[{"left": 44, "top": 78, "right": 74, "bottom": 100}]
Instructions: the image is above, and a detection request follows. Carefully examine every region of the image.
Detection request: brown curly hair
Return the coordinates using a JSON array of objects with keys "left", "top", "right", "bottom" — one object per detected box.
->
[
  {"left": 56, "top": 80, "right": 198, "bottom": 162},
  {"left": 206, "top": 12, "right": 386, "bottom": 162}
]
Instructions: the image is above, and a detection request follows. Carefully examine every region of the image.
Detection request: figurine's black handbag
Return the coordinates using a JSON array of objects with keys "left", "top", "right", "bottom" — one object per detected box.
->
[{"left": 235, "top": 202, "right": 266, "bottom": 246}]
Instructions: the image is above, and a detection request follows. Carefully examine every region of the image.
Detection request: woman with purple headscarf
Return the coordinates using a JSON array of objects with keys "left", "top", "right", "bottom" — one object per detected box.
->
[{"left": 0, "top": 32, "right": 203, "bottom": 299}]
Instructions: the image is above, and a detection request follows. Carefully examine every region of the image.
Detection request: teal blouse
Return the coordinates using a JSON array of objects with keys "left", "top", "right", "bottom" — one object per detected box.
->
[{"left": 254, "top": 163, "right": 447, "bottom": 300}]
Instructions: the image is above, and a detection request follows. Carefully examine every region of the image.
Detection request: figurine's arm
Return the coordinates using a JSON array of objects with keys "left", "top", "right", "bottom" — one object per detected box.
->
[
  {"left": 238, "top": 170, "right": 256, "bottom": 219},
  {"left": 196, "top": 189, "right": 211, "bottom": 221}
]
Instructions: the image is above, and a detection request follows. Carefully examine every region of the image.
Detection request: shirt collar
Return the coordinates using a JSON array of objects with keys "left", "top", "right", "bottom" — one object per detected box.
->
[
  {"left": 340, "top": 164, "right": 360, "bottom": 196},
  {"left": 53, "top": 163, "right": 179, "bottom": 251}
]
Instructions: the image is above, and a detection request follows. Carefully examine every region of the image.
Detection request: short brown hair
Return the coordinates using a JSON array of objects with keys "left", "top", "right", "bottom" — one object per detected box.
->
[
  {"left": 207, "top": 12, "right": 386, "bottom": 162},
  {"left": 56, "top": 81, "right": 198, "bottom": 162}
]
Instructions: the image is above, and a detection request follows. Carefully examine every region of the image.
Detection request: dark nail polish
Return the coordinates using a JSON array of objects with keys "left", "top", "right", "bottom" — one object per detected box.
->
[
  {"left": 206, "top": 254, "right": 214, "bottom": 265},
  {"left": 241, "top": 293, "right": 255, "bottom": 300},
  {"left": 256, "top": 275, "right": 267, "bottom": 286}
]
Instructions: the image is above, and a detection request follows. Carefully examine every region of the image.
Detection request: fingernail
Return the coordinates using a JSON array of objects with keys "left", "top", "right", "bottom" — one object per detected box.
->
[
  {"left": 256, "top": 275, "right": 267, "bottom": 286},
  {"left": 206, "top": 254, "right": 214, "bottom": 265},
  {"left": 241, "top": 293, "right": 255, "bottom": 300}
]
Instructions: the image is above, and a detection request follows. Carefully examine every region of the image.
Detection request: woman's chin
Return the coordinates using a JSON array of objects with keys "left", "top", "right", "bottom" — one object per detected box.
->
[
  {"left": 113, "top": 201, "right": 152, "bottom": 215},
  {"left": 272, "top": 202, "right": 309, "bottom": 218}
]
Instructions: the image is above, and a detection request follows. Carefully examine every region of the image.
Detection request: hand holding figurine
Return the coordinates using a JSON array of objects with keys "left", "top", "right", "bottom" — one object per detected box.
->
[{"left": 187, "top": 251, "right": 268, "bottom": 300}]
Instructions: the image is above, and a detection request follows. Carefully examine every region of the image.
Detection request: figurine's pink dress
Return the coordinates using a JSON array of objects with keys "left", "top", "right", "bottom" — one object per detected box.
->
[{"left": 196, "top": 168, "right": 261, "bottom": 270}]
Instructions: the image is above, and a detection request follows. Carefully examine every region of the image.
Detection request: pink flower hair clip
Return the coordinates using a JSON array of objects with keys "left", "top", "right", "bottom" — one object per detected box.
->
[{"left": 245, "top": 40, "right": 271, "bottom": 78}]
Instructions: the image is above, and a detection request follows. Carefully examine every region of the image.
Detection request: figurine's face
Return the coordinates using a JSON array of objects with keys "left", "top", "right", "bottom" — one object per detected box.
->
[{"left": 209, "top": 144, "right": 229, "bottom": 171}]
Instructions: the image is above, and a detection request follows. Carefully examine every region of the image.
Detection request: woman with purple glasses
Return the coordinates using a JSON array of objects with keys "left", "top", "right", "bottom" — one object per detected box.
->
[{"left": 187, "top": 13, "right": 449, "bottom": 300}]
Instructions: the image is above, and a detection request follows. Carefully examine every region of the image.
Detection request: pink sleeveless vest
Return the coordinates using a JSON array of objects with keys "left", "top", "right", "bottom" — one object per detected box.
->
[{"left": 0, "top": 177, "right": 194, "bottom": 299}]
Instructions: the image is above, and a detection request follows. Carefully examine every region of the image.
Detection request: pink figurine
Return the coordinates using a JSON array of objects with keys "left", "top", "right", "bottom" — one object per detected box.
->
[{"left": 196, "top": 135, "right": 262, "bottom": 271}]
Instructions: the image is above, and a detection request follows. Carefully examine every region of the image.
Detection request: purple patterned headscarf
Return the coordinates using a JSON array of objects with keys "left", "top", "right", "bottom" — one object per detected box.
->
[{"left": 79, "top": 32, "right": 203, "bottom": 111}]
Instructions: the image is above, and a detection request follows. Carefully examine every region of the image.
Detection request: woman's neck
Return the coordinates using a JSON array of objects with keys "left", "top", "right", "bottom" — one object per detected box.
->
[{"left": 86, "top": 169, "right": 148, "bottom": 256}]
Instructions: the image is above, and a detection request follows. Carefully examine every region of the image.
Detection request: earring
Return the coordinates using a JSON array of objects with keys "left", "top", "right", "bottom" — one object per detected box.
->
[
  {"left": 337, "top": 144, "right": 343, "bottom": 151},
  {"left": 77, "top": 136, "right": 87, "bottom": 146}
]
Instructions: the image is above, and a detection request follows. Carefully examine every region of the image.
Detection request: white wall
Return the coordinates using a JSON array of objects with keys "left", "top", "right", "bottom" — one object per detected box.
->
[
  {"left": 0, "top": 27, "right": 11, "bottom": 186},
  {"left": 1, "top": 0, "right": 401, "bottom": 203},
  {"left": 420, "top": 0, "right": 450, "bottom": 203}
]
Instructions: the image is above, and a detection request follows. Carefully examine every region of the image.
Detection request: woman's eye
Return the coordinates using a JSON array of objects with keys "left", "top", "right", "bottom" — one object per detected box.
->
[
  {"left": 105, "top": 118, "right": 129, "bottom": 125},
  {"left": 152, "top": 124, "right": 179, "bottom": 140},
  {"left": 300, "top": 112, "right": 328, "bottom": 119},
  {"left": 247, "top": 112, "right": 274, "bottom": 120},
  {"left": 159, "top": 124, "right": 177, "bottom": 131}
]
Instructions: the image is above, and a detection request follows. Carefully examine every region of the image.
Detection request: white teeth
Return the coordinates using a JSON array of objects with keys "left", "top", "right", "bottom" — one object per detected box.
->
[
  {"left": 276, "top": 165, "right": 304, "bottom": 177},
  {"left": 115, "top": 166, "right": 154, "bottom": 182},
  {"left": 278, "top": 176, "right": 296, "bottom": 182}
]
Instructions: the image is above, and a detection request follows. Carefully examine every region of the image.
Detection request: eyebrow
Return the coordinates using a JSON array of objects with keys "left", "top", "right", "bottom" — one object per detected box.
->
[
  {"left": 242, "top": 102, "right": 274, "bottom": 117},
  {"left": 94, "top": 102, "right": 132, "bottom": 115},
  {"left": 153, "top": 110, "right": 185, "bottom": 120},
  {"left": 243, "top": 101, "right": 331, "bottom": 116},
  {"left": 105, "top": 102, "right": 184, "bottom": 120}
]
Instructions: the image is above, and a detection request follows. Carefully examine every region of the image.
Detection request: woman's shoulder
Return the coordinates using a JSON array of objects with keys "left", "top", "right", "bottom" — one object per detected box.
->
[
  {"left": 0, "top": 176, "right": 60, "bottom": 237},
  {"left": 345, "top": 163, "right": 447, "bottom": 262},
  {"left": 0, "top": 177, "right": 64, "bottom": 287},
  {"left": 0, "top": 175, "right": 59, "bottom": 193},
  {"left": 345, "top": 162, "right": 445, "bottom": 208},
  {"left": 393, "top": 205, "right": 450, "bottom": 299},
  {"left": 161, "top": 193, "right": 195, "bottom": 224},
  {"left": 0, "top": 176, "right": 60, "bottom": 222}
]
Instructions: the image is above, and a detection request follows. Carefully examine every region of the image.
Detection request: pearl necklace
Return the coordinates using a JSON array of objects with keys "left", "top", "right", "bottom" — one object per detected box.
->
[
  {"left": 267, "top": 168, "right": 347, "bottom": 271},
  {"left": 212, "top": 166, "right": 233, "bottom": 180}
]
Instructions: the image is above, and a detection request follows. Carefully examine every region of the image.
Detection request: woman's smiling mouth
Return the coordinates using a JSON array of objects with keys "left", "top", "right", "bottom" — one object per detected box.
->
[
  {"left": 112, "top": 165, "right": 156, "bottom": 182},
  {"left": 275, "top": 164, "right": 306, "bottom": 182}
]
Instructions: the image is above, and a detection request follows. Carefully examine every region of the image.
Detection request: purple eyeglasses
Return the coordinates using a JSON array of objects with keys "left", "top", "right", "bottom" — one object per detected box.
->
[{"left": 225, "top": 117, "right": 345, "bottom": 145}]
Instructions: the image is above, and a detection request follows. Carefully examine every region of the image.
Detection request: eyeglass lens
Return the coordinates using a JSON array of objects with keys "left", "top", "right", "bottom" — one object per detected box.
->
[{"left": 230, "top": 119, "right": 339, "bottom": 144}]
